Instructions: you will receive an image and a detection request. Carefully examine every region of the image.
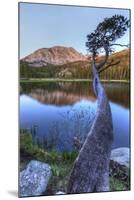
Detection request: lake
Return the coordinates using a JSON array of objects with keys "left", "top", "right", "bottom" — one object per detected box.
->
[{"left": 20, "top": 81, "right": 130, "bottom": 151}]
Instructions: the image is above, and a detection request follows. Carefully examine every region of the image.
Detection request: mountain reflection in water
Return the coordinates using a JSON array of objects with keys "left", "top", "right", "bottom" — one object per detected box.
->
[{"left": 20, "top": 81, "right": 130, "bottom": 151}]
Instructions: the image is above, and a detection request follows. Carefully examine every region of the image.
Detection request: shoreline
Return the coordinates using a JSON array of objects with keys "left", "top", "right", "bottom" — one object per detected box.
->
[{"left": 20, "top": 78, "right": 130, "bottom": 83}]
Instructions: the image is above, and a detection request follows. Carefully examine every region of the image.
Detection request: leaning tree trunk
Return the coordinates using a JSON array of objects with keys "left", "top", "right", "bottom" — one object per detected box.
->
[{"left": 67, "top": 58, "right": 113, "bottom": 193}]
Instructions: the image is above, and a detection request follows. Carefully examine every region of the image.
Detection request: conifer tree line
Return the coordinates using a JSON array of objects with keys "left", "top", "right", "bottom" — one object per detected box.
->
[{"left": 20, "top": 49, "right": 130, "bottom": 81}]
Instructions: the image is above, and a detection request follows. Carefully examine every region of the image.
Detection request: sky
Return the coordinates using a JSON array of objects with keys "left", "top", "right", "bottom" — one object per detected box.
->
[{"left": 19, "top": 3, "right": 130, "bottom": 58}]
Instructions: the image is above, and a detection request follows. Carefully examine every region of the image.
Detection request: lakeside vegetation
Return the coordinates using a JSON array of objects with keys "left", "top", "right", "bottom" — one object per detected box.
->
[
  {"left": 20, "top": 78, "right": 130, "bottom": 83},
  {"left": 20, "top": 132, "right": 78, "bottom": 194},
  {"left": 20, "top": 131, "right": 129, "bottom": 194},
  {"left": 20, "top": 49, "right": 130, "bottom": 81}
]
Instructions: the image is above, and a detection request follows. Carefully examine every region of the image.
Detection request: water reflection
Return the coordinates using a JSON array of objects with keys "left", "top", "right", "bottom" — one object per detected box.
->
[
  {"left": 20, "top": 82, "right": 129, "bottom": 108},
  {"left": 20, "top": 82, "right": 130, "bottom": 150}
]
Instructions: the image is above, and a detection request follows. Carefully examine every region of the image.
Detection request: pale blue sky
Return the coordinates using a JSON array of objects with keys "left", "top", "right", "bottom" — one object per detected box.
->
[{"left": 19, "top": 3, "right": 130, "bottom": 58}]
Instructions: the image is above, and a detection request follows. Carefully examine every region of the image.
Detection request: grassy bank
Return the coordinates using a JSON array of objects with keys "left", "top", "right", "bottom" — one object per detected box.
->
[
  {"left": 20, "top": 132, "right": 129, "bottom": 194},
  {"left": 20, "top": 132, "right": 78, "bottom": 194},
  {"left": 20, "top": 78, "right": 130, "bottom": 83}
]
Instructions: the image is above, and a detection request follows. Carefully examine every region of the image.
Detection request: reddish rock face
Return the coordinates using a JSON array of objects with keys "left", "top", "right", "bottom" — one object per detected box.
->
[{"left": 21, "top": 46, "right": 88, "bottom": 67}]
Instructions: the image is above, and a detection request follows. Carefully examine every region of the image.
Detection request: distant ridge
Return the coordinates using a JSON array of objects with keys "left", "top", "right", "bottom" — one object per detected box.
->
[{"left": 21, "top": 46, "right": 88, "bottom": 67}]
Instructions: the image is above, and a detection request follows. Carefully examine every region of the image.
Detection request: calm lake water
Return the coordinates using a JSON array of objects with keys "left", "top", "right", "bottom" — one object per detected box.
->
[{"left": 20, "top": 81, "right": 130, "bottom": 151}]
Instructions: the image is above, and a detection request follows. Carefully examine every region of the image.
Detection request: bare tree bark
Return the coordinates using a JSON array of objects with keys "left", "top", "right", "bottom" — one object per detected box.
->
[{"left": 67, "top": 57, "right": 113, "bottom": 193}]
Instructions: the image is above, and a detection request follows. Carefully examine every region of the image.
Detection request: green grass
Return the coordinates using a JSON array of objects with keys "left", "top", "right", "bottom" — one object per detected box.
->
[
  {"left": 110, "top": 177, "right": 126, "bottom": 191},
  {"left": 47, "top": 162, "right": 73, "bottom": 194},
  {"left": 20, "top": 133, "right": 78, "bottom": 165}
]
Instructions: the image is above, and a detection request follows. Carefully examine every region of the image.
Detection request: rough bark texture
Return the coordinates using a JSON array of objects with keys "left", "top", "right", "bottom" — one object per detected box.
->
[{"left": 67, "top": 59, "right": 113, "bottom": 193}]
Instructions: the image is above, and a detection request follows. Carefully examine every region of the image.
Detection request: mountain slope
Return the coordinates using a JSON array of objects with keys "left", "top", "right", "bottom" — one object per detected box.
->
[
  {"left": 20, "top": 48, "right": 130, "bottom": 80},
  {"left": 21, "top": 46, "right": 88, "bottom": 67},
  {"left": 98, "top": 49, "right": 130, "bottom": 80}
]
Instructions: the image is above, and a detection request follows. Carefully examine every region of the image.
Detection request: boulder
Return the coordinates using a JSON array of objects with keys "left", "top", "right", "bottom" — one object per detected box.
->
[
  {"left": 19, "top": 160, "right": 52, "bottom": 197},
  {"left": 110, "top": 147, "right": 129, "bottom": 168},
  {"left": 56, "top": 191, "right": 66, "bottom": 195}
]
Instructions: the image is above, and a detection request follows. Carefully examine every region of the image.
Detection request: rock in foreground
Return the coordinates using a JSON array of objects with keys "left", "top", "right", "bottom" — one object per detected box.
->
[
  {"left": 110, "top": 147, "right": 129, "bottom": 168},
  {"left": 19, "top": 160, "right": 52, "bottom": 197}
]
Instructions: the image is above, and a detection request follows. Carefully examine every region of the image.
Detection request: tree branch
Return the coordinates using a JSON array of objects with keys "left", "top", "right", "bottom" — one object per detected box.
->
[
  {"left": 110, "top": 43, "right": 129, "bottom": 47},
  {"left": 96, "top": 44, "right": 109, "bottom": 70},
  {"left": 98, "top": 60, "right": 120, "bottom": 74}
]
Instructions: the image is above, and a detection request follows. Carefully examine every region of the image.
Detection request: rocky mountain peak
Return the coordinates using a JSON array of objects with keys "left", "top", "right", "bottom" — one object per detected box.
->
[{"left": 21, "top": 46, "right": 88, "bottom": 67}]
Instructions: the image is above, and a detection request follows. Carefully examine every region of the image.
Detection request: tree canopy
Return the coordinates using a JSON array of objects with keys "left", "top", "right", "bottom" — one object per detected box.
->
[{"left": 86, "top": 15, "right": 130, "bottom": 57}]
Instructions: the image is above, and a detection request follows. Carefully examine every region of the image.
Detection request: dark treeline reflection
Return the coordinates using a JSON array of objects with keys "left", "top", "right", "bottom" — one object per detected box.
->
[{"left": 20, "top": 81, "right": 129, "bottom": 108}]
